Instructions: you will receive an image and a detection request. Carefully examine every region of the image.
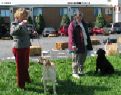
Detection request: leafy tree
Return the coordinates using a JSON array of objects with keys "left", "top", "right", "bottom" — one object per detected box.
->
[
  {"left": 28, "top": 16, "right": 33, "bottom": 24},
  {"left": 35, "top": 14, "right": 45, "bottom": 34},
  {"left": 0, "top": 16, "right": 4, "bottom": 32},
  {"left": 95, "top": 14, "right": 106, "bottom": 28},
  {"left": 0, "top": 16, "right": 4, "bottom": 27},
  {"left": 60, "top": 14, "right": 70, "bottom": 27}
]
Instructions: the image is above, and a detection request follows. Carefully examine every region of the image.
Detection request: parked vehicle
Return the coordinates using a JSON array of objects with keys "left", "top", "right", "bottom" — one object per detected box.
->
[
  {"left": 103, "top": 23, "right": 112, "bottom": 34},
  {"left": 104, "top": 22, "right": 121, "bottom": 34},
  {"left": 103, "top": 38, "right": 117, "bottom": 45},
  {"left": 27, "top": 24, "right": 37, "bottom": 38},
  {"left": 91, "top": 27, "right": 105, "bottom": 35},
  {"left": 0, "top": 24, "right": 13, "bottom": 39},
  {"left": 42, "top": 27, "right": 58, "bottom": 37},
  {"left": 0, "top": 32, "right": 13, "bottom": 39},
  {"left": 27, "top": 24, "right": 35, "bottom": 32},
  {"left": 111, "top": 22, "right": 121, "bottom": 34},
  {"left": 58, "top": 25, "right": 68, "bottom": 36}
]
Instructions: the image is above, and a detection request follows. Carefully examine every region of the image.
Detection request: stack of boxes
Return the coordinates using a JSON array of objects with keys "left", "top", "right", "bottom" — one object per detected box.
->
[
  {"left": 30, "top": 45, "right": 41, "bottom": 56},
  {"left": 55, "top": 42, "right": 68, "bottom": 50}
]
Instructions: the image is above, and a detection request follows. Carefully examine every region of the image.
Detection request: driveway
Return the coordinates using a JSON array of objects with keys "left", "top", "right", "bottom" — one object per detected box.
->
[
  {"left": 0, "top": 36, "right": 68, "bottom": 59},
  {"left": 0, "top": 34, "right": 121, "bottom": 60}
]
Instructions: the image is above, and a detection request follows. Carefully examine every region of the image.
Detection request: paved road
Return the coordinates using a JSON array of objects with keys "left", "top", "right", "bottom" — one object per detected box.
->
[
  {"left": 0, "top": 36, "right": 68, "bottom": 59},
  {"left": 0, "top": 34, "right": 121, "bottom": 59}
]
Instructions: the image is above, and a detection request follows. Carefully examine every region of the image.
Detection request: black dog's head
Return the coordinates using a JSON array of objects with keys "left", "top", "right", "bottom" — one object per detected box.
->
[{"left": 97, "top": 48, "right": 106, "bottom": 56}]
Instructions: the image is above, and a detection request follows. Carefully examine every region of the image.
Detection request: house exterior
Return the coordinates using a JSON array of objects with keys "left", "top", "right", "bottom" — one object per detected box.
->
[{"left": 0, "top": 0, "right": 121, "bottom": 29}]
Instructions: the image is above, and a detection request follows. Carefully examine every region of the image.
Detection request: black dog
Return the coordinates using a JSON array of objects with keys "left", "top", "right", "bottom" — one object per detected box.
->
[{"left": 95, "top": 48, "right": 114, "bottom": 75}]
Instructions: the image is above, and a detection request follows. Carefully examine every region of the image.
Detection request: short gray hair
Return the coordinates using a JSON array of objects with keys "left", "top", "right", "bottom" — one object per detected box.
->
[{"left": 74, "top": 10, "right": 83, "bottom": 18}]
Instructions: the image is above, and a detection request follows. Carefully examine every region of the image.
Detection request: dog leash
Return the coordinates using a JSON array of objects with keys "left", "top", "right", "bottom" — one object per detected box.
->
[{"left": 104, "top": 37, "right": 109, "bottom": 52}]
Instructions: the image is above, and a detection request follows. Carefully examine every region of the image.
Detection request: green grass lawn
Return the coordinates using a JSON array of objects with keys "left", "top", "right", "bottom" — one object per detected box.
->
[{"left": 0, "top": 56, "right": 121, "bottom": 95}]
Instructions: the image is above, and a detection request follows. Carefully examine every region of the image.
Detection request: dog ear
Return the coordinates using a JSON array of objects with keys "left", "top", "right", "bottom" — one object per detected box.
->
[
  {"left": 97, "top": 48, "right": 105, "bottom": 55},
  {"left": 96, "top": 50, "right": 99, "bottom": 54},
  {"left": 44, "top": 59, "right": 51, "bottom": 66},
  {"left": 96, "top": 48, "right": 101, "bottom": 54}
]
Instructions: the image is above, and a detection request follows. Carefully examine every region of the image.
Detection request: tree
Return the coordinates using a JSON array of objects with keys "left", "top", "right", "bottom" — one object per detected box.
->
[
  {"left": 35, "top": 14, "right": 45, "bottom": 34},
  {"left": 28, "top": 16, "right": 33, "bottom": 24},
  {"left": 60, "top": 14, "right": 70, "bottom": 27},
  {"left": 0, "top": 16, "right": 4, "bottom": 32},
  {"left": 0, "top": 16, "right": 4, "bottom": 27},
  {"left": 95, "top": 14, "right": 106, "bottom": 28}
]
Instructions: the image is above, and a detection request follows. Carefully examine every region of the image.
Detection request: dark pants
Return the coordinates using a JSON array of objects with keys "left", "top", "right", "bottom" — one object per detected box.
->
[
  {"left": 72, "top": 50, "right": 87, "bottom": 74},
  {"left": 12, "top": 48, "right": 30, "bottom": 88}
]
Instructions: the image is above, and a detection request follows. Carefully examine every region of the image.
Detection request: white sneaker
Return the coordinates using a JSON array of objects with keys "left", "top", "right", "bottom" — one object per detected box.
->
[{"left": 72, "top": 74, "right": 80, "bottom": 79}]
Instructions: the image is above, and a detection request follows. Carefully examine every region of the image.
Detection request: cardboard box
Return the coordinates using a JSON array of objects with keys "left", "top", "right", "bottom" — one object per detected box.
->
[
  {"left": 55, "top": 42, "right": 68, "bottom": 50},
  {"left": 117, "top": 37, "right": 121, "bottom": 43},
  {"left": 105, "top": 43, "right": 118, "bottom": 56},
  {"left": 91, "top": 36, "right": 100, "bottom": 45},
  {"left": 91, "top": 39, "right": 100, "bottom": 45},
  {"left": 30, "top": 46, "right": 41, "bottom": 56}
]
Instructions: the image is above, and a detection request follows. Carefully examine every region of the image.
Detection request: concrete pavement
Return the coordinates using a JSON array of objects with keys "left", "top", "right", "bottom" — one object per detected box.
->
[
  {"left": 0, "top": 34, "right": 121, "bottom": 60},
  {"left": 0, "top": 36, "right": 68, "bottom": 60}
]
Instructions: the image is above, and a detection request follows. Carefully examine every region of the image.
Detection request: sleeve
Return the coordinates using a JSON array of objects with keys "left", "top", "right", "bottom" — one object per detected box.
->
[
  {"left": 68, "top": 22, "right": 75, "bottom": 47},
  {"left": 10, "top": 22, "right": 31, "bottom": 36},
  {"left": 10, "top": 22, "right": 22, "bottom": 36}
]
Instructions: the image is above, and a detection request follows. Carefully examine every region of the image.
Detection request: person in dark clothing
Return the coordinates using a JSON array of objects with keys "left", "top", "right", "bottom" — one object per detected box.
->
[
  {"left": 73, "top": 25, "right": 86, "bottom": 54},
  {"left": 68, "top": 11, "right": 93, "bottom": 78}
]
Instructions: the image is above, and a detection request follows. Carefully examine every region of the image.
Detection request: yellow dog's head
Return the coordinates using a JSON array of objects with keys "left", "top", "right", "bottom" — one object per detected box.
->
[{"left": 38, "top": 57, "right": 51, "bottom": 66}]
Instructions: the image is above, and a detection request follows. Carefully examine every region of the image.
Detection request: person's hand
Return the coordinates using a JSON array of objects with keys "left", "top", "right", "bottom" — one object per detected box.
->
[
  {"left": 23, "top": 20, "right": 27, "bottom": 24},
  {"left": 19, "top": 20, "right": 27, "bottom": 25},
  {"left": 72, "top": 45, "right": 77, "bottom": 51},
  {"left": 32, "top": 31, "right": 38, "bottom": 37},
  {"left": 33, "top": 31, "right": 38, "bottom": 34}
]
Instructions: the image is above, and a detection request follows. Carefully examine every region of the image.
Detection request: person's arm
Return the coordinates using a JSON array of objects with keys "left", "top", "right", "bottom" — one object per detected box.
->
[
  {"left": 10, "top": 20, "right": 31, "bottom": 36},
  {"left": 82, "top": 20, "right": 93, "bottom": 50},
  {"left": 10, "top": 22, "right": 22, "bottom": 36},
  {"left": 68, "top": 22, "right": 75, "bottom": 47}
]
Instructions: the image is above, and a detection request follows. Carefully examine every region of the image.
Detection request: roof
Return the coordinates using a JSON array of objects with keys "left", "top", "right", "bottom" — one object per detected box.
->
[{"left": 0, "top": 0, "right": 118, "bottom": 6}]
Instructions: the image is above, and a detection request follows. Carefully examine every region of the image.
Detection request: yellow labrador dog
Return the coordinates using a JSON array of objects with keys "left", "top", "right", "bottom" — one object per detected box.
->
[{"left": 38, "top": 57, "right": 57, "bottom": 95}]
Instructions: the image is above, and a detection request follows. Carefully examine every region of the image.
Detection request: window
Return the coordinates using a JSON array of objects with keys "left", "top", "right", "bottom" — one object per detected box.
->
[
  {"left": 94, "top": 7, "right": 102, "bottom": 16},
  {"left": 71, "top": 7, "right": 79, "bottom": 15},
  {"left": 105, "top": 8, "right": 112, "bottom": 15},
  {"left": 0, "top": 9, "right": 10, "bottom": 17},
  {"left": 33, "top": 8, "right": 42, "bottom": 16},
  {"left": 60, "top": 8, "right": 68, "bottom": 16}
]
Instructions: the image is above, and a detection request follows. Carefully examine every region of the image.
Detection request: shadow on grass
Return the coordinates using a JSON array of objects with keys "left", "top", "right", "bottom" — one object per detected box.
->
[
  {"left": 25, "top": 87, "right": 43, "bottom": 94},
  {"left": 86, "top": 70, "right": 121, "bottom": 76},
  {"left": 85, "top": 71, "right": 102, "bottom": 76},
  {"left": 56, "top": 79, "right": 109, "bottom": 95},
  {"left": 24, "top": 79, "right": 109, "bottom": 95},
  {"left": 25, "top": 82, "right": 44, "bottom": 94},
  {"left": 113, "top": 70, "right": 121, "bottom": 76}
]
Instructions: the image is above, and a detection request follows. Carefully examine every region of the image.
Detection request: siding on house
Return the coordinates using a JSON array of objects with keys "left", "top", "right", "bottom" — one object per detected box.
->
[
  {"left": 0, "top": 6, "right": 113, "bottom": 29},
  {"left": 43, "top": 7, "right": 62, "bottom": 29}
]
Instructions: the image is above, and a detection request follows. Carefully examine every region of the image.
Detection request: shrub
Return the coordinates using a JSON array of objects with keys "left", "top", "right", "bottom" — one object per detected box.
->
[
  {"left": 60, "top": 14, "right": 70, "bottom": 27},
  {"left": 0, "top": 16, "right": 4, "bottom": 28},
  {"left": 95, "top": 14, "right": 106, "bottom": 28},
  {"left": 34, "top": 14, "right": 45, "bottom": 34},
  {"left": 28, "top": 16, "right": 33, "bottom": 24}
]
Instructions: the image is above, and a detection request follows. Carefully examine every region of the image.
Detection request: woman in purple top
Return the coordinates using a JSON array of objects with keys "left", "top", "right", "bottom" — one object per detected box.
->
[{"left": 68, "top": 11, "right": 92, "bottom": 78}]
